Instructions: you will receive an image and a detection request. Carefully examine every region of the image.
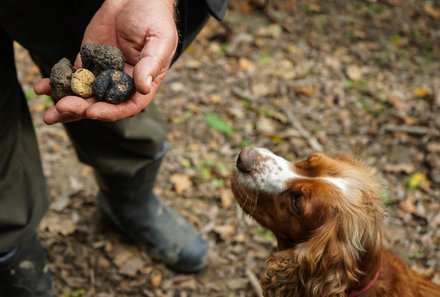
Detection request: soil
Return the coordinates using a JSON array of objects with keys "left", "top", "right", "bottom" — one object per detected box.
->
[{"left": 14, "top": 1, "right": 440, "bottom": 296}]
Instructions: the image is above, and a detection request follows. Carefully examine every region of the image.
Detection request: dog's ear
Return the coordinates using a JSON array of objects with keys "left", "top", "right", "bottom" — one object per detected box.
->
[
  {"left": 261, "top": 218, "right": 376, "bottom": 297},
  {"left": 261, "top": 249, "right": 301, "bottom": 297},
  {"left": 296, "top": 219, "right": 361, "bottom": 297}
]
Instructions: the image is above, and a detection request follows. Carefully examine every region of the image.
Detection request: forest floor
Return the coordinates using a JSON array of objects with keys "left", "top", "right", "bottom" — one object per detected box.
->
[{"left": 15, "top": 1, "right": 440, "bottom": 296}]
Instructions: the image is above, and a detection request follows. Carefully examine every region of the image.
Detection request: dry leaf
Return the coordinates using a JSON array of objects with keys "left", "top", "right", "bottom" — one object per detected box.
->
[
  {"left": 238, "top": 57, "right": 253, "bottom": 72},
  {"left": 407, "top": 172, "right": 430, "bottom": 190},
  {"left": 291, "top": 85, "right": 319, "bottom": 97},
  {"left": 213, "top": 225, "right": 236, "bottom": 241},
  {"left": 387, "top": 96, "right": 407, "bottom": 110},
  {"left": 257, "top": 116, "right": 276, "bottom": 136},
  {"left": 39, "top": 214, "right": 76, "bottom": 236},
  {"left": 399, "top": 193, "right": 418, "bottom": 214},
  {"left": 113, "top": 249, "right": 135, "bottom": 268},
  {"left": 252, "top": 83, "right": 271, "bottom": 97},
  {"left": 424, "top": 3, "right": 440, "bottom": 19},
  {"left": 220, "top": 189, "right": 233, "bottom": 208},
  {"left": 119, "top": 256, "right": 146, "bottom": 277},
  {"left": 150, "top": 272, "right": 163, "bottom": 288},
  {"left": 413, "top": 87, "right": 429, "bottom": 98},
  {"left": 29, "top": 102, "right": 46, "bottom": 113},
  {"left": 346, "top": 65, "right": 363, "bottom": 81},
  {"left": 384, "top": 163, "right": 415, "bottom": 174},
  {"left": 170, "top": 173, "right": 192, "bottom": 195}
]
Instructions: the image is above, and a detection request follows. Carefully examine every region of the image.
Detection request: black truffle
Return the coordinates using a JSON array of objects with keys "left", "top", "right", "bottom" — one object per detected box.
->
[
  {"left": 80, "top": 44, "right": 124, "bottom": 76},
  {"left": 49, "top": 58, "right": 76, "bottom": 101},
  {"left": 92, "top": 69, "right": 136, "bottom": 104}
]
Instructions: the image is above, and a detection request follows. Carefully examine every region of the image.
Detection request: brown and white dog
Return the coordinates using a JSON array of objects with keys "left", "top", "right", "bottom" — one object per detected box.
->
[{"left": 231, "top": 147, "right": 440, "bottom": 297}]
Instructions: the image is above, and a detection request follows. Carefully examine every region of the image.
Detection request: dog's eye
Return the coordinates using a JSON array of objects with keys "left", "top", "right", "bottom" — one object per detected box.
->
[{"left": 290, "top": 192, "right": 302, "bottom": 215}]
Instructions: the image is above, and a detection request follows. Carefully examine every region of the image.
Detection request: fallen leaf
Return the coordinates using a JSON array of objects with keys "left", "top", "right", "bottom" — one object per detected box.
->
[
  {"left": 413, "top": 87, "right": 429, "bottom": 98},
  {"left": 119, "top": 256, "right": 146, "bottom": 277},
  {"left": 208, "top": 94, "right": 222, "bottom": 104},
  {"left": 256, "top": 24, "right": 283, "bottom": 38},
  {"left": 352, "top": 29, "right": 366, "bottom": 39},
  {"left": 407, "top": 172, "right": 430, "bottom": 190},
  {"left": 220, "top": 189, "right": 233, "bottom": 208},
  {"left": 387, "top": 96, "right": 407, "bottom": 110},
  {"left": 257, "top": 116, "right": 276, "bottom": 136},
  {"left": 427, "top": 142, "right": 440, "bottom": 153},
  {"left": 384, "top": 163, "right": 415, "bottom": 174},
  {"left": 399, "top": 193, "right": 417, "bottom": 214},
  {"left": 170, "top": 173, "right": 192, "bottom": 195},
  {"left": 28, "top": 102, "right": 46, "bottom": 113},
  {"left": 213, "top": 225, "right": 236, "bottom": 241},
  {"left": 238, "top": 57, "right": 254, "bottom": 72},
  {"left": 204, "top": 112, "right": 234, "bottom": 137},
  {"left": 291, "top": 85, "right": 319, "bottom": 97},
  {"left": 252, "top": 83, "right": 271, "bottom": 97},
  {"left": 424, "top": 3, "right": 440, "bottom": 19},
  {"left": 150, "top": 272, "right": 163, "bottom": 288},
  {"left": 113, "top": 249, "right": 135, "bottom": 268},
  {"left": 346, "top": 65, "right": 363, "bottom": 81},
  {"left": 39, "top": 214, "right": 76, "bottom": 236},
  {"left": 307, "top": 3, "right": 322, "bottom": 13}
]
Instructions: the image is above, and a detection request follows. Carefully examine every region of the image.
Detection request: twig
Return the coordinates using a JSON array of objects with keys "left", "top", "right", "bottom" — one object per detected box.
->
[
  {"left": 284, "top": 109, "right": 324, "bottom": 152},
  {"left": 245, "top": 268, "right": 264, "bottom": 297},
  {"left": 382, "top": 124, "right": 430, "bottom": 135},
  {"left": 262, "top": 0, "right": 294, "bottom": 33}
]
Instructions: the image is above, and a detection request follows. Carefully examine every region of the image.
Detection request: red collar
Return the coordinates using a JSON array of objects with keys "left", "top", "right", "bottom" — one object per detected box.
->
[{"left": 348, "top": 271, "right": 380, "bottom": 297}]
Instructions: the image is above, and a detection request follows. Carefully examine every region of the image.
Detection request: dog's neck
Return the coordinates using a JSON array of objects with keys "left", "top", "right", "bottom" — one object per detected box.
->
[
  {"left": 347, "top": 270, "right": 380, "bottom": 297},
  {"left": 261, "top": 243, "right": 382, "bottom": 297}
]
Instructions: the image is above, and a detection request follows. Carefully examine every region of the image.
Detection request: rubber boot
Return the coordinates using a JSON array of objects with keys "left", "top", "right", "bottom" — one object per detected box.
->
[
  {"left": 95, "top": 146, "right": 209, "bottom": 273},
  {"left": 0, "top": 234, "right": 54, "bottom": 297}
]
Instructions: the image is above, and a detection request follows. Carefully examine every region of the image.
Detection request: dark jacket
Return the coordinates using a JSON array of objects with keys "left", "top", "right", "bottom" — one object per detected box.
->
[{"left": 205, "top": 0, "right": 228, "bottom": 20}]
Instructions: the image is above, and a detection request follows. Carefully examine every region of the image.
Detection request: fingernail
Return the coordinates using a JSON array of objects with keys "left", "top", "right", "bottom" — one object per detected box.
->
[{"left": 146, "top": 75, "right": 153, "bottom": 89}]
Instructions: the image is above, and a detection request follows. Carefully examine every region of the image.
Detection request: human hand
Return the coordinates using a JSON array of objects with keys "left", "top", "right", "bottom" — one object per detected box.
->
[{"left": 35, "top": 0, "right": 177, "bottom": 124}]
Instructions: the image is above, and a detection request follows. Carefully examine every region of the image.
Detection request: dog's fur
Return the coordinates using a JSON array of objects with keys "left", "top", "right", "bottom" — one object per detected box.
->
[{"left": 231, "top": 147, "right": 440, "bottom": 297}]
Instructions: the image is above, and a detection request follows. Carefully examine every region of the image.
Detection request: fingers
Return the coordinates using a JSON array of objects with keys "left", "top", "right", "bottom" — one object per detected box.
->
[
  {"left": 73, "top": 53, "right": 82, "bottom": 69},
  {"left": 43, "top": 106, "right": 82, "bottom": 125},
  {"left": 85, "top": 90, "right": 155, "bottom": 121},
  {"left": 43, "top": 96, "right": 95, "bottom": 125},
  {"left": 133, "top": 32, "right": 177, "bottom": 95},
  {"left": 56, "top": 96, "right": 97, "bottom": 115},
  {"left": 35, "top": 77, "right": 154, "bottom": 123},
  {"left": 34, "top": 78, "right": 51, "bottom": 95}
]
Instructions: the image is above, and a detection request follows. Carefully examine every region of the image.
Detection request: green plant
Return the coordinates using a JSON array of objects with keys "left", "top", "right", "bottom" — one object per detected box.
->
[{"left": 204, "top": 112, "right": 234, "bottom": 137}]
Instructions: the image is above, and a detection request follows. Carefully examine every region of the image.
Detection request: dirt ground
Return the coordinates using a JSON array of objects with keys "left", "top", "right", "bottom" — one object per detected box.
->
[{"left": 15, "top": 1, "right": 440, "bottom": 296}]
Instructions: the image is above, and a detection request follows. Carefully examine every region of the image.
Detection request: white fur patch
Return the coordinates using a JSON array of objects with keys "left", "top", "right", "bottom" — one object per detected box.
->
[
  {"left": 237, "top": 148, "right": 351, "bottom": 195},
  {"left": 321, "top": 177, "right": 350, "bottom": 193},
  {"left": 237, "top": 148, "right": 298, "bottom": 193}
]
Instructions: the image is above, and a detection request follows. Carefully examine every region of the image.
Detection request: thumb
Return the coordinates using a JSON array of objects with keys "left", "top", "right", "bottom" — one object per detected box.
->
[{"left": 133, "top": 32, "right": 177, "bottom": 95}]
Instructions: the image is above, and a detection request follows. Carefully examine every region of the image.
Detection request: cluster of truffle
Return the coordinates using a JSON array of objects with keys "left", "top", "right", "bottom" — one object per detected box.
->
[{"left": 50, "top": 44, "right": 136, "bottom": 104}]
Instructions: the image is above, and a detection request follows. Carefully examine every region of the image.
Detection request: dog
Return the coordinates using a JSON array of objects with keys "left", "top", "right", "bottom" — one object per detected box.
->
[{"left": 231, "top": 147, "right": 440, "bottom": 297}]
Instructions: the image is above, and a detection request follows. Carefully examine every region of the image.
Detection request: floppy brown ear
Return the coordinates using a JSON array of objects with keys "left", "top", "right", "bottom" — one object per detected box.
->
[
  {"left": 261, "top": 219, "right": 368, "bottom": 297},
  {"left": 295, "top": 219, "right": 362, "bottom": 297},
  {"left": 261, "top": 249, "right": 300, "bottom": 297}
]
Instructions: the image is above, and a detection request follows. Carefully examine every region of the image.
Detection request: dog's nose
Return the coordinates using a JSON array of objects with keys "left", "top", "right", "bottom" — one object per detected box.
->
[{"left": 236, "top": 147, "right": 253, "bottom": 173}]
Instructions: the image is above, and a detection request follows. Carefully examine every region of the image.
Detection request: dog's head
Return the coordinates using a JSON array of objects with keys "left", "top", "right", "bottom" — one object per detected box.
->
[{"left": 231, "top": 147, "right": 384, "bottom": 296}]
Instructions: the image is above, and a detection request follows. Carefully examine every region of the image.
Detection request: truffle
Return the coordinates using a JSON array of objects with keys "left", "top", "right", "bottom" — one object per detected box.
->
[
  {"left": 71, "top": 69, "right": 96, "bottom": 98},
  {"left": 80, "top": 44, "right": 124, "bottom": 76},
  {"left": 49, "top": 58, "right": 76, "bottom": 101},
  {"left": 92, "top": 69, "right": 135, "bottom": 104}
]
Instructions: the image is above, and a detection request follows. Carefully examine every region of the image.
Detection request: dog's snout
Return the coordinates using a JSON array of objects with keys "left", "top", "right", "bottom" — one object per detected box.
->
[{"left": 236, "top": 147, "right": 254, "bottom": 173}]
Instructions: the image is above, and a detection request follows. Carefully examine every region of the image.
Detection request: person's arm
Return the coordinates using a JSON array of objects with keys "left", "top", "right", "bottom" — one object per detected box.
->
[{"left": 34, "top": 0, "right": 178, "bottom": 124}]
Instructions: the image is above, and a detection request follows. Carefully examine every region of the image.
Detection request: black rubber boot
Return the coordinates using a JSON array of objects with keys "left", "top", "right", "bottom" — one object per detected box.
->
[
  {"left": 0, "top": 234, "right": 54, "bottom": 297},
  {"left": 95, "top": 146, "right": 209, "bottom": 273}
]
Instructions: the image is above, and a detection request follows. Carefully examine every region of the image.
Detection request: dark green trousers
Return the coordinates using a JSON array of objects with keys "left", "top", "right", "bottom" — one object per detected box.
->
[{"left": 0, "top": 0, "right": 211, "bottom": 252}]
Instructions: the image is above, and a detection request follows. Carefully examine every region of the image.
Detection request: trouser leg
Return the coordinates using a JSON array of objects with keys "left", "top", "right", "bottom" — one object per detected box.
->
[
  {"left": 0, "top": 28, "right": 49, "bottom": 253},
  {"left": 0, "top": 0, "right": 212, "bottom": 254},
  {"left": 0, "top": 0, "right": 103, "bottom": 252}
]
